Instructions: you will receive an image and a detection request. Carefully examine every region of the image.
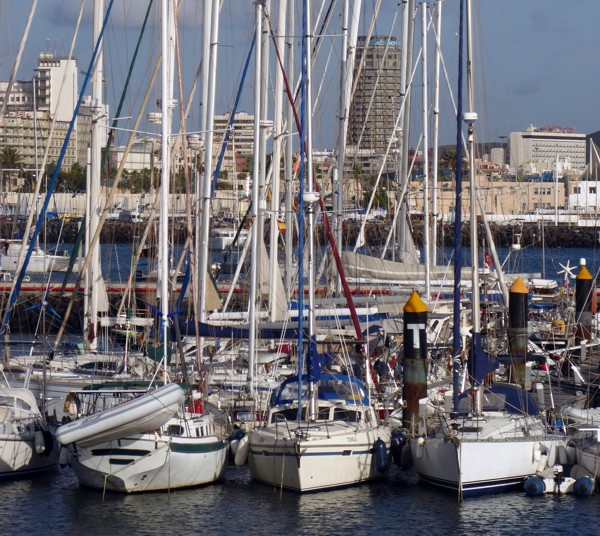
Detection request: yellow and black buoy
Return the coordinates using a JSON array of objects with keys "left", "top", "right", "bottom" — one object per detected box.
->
[
  {"left": 508, "top": 277, "right": 528, "bottom": 383},
  {"left": 575, "top": 260, "right": 594, "bottom": 351},
  {"left": 402, "top": 291, "right": 428, "bottom": 429}
]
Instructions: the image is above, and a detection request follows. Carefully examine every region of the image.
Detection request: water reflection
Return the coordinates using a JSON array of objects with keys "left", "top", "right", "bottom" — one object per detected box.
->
[{"left": 2, "top": 464, "right": 600, "bottom": 535}]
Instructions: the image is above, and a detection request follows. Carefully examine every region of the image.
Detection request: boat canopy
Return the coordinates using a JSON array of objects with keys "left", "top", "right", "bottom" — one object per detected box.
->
[{"left": 273, "top": 373, "right": 369, "bottom": 407}]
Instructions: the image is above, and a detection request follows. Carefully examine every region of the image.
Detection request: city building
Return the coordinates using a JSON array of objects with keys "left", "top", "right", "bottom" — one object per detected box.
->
[
  {"left": 570, "top": 180, "right": 600, "bottom": 211},
  {"left": 347, "top": 36, "right": 401, "bottom": 154},
  {"left": 109, "top": 138, "right": 157, "bottom": 172},
  {"left": 0, "top": 53, "right": 92, "bottom": 179},
  {"left": 509, "top": 125, "right": 586, "bottom": 176},
  {"left": 34, "top": 53, "right": 78, "bottom": 123},
  {"left": 0, "top": 113, "right": 79, "bottom": 189},
  {"left": 213, "top": 111, "right": 255, "bottom": 157}
]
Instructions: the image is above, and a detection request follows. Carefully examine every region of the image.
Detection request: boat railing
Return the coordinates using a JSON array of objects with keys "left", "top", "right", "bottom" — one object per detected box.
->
[{"left": 274, "top": 412, "right": 294, "bottom": 439}]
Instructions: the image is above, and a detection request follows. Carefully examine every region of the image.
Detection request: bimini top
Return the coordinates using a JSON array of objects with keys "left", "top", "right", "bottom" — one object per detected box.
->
[{"left": 273, "top": 373, "right": 369, "bottom": 407}]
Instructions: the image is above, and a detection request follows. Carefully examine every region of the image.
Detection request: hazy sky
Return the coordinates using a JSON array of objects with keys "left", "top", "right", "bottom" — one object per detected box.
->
[{"left": 1, "top": 0, "right": 598, "bottom": 148}]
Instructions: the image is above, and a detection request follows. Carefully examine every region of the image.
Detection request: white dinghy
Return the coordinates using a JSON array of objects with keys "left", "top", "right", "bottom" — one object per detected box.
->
[{"left": 55, "top": 383, "right": 183, "bottom": 448}]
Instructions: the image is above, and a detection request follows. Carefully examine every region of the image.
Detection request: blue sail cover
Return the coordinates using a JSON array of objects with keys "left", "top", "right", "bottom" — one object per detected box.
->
[
  {"left": 307, "top": 338, "right": 334, "bottom": 383},
  {"left": 468, "top": 333, "right": 499, "bottom": 386},
  {"left": 173, "top": 319, "right": 305, "bottom": 340}
]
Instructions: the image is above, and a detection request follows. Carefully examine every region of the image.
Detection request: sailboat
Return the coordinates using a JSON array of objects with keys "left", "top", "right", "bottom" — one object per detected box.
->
[
  {"left": 55, "top": 381, "right": 228, "bottom": 493},
  {"left": 0, "top": 239, "right": 72, "bottom": 274},
  {"left": 53, "top": 0, "right": 229, "bottom": 493},
  {"left": 409, "top": 0, "right": 565, "bottom": 499},
  {"left": 247, "top": 1, "right": 390, "bottom": 492},
  {"left": 248, "top": 344, "right": 391, "bottom": 491},
  {"left": 0, "top": 384, "right": 58, "bottom": 477}
]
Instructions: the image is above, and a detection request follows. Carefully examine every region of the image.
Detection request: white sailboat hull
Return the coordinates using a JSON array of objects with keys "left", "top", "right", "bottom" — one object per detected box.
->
[
  {"left": 0, "top": 387, "right": 59, "bottom": 477},
  {"left": 0, "top": 433, "right": 59, "bottom": 478},
  {"left": 577, "top": 450, "right": 600, "bottom": 480},
  {"left": 249, "top": 423, "right": 390, "bottom": 492},
  {"left": 68, "top": 425, "right": 229, "bottom": 492},
  {"left": 0, "top": 241, "right": 73, "bottom": 273},
  {"left": 411, "top": 431, "right": 564, "bottom": 497},
  {"left": 56, "top": 384, "right": 183, "bottom": 448}
]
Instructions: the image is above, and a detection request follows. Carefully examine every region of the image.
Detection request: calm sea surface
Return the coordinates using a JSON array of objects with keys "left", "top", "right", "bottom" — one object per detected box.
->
[
  {"left": 43, "top": 243, "right": 600, "bottom": 283},
  {"left": 8, "top": 244, "right": 598, "bottom": 535},
  {"left": 1, "top": 463, "right": 599, "bottom": 536}
]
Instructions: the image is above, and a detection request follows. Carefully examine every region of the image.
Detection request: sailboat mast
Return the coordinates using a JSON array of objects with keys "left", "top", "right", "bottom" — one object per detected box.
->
[
  {"left": 195, "top": 0, "right": 212, "bottom": 336},
  {"left": 284, "top": 3, "right": 295, "bottom": 299},
  {"left": 302, "top": 0, "right": 319, "bottom": 422},
  {"left": 198, "top": 0, "right": 220, "bottom": 330},
  {"left": 398, "top": 0, "right": 415, "bottom": 261},
  {"left": 89, "top": 0, "right": 105, "bottom": 353},
  {"left": 431, "top": 0, "right": 442, "bottom": 267},
  {"left": 452, "top": 0, "right": 465, "bottom": 415},
  {"left": 333, "top": 0, "right": 349, "bottom": 295},
  {"left": 466, "top": 0, "right": 480, "bottom": 339},
  {"left": 160, "top": 0, "right": 174, "bottom": 383},
  {"left": 305, "top": 0, "right": 316, "bottom": 340},
  {"left": 421, "top": 2, "right": 430, "bottom": 300},
  {"left": 269, "top": 0, "right": 286, "bottom": 322},
  {"left": 247, "top": 1, "right": 264, "bottom": 396}
]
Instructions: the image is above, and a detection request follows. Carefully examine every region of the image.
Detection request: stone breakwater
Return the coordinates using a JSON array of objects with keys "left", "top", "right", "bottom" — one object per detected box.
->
[
  {"left": 344, "top": 221, "right": 600, "bottom": 249},
  {"left": 2, "top": 220, "right": 598, "bottom": 249}
]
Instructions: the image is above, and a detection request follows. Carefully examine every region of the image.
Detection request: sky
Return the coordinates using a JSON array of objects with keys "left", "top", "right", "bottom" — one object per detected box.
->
[{"left": 1, "top": 0, "right": 599, "bottom": 150}]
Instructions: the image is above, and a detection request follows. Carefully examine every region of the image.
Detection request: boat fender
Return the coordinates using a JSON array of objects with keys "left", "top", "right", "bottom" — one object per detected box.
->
[
  {"left": 570, "top": 464, "right": 589, "bottom": 480},
  {"left": 374, "top": 438, "right": 389, "bottom": 473},
  {"left": 415, "top": 437, "right": 425, "bottom": 460},
  {"left": 400, "top": 441, "right": 413, "bottom": 469},
  {"left": 573, "top": 475, "right": 595, "bottom": 497},
  {"left": 557, "top": 445, "right": 568, "bottom": 465},
  {"left": 34, "top": 430, "right": 46, "bottom": 454},
  {"left": 536, "top": 454, "right": 548, "bottom": 474},
  {"left": 230, "top": 439, "right": 239, "bottom": 457},
  {"left": 234, "top": 435, "right": 249, "bottom": 468},
  {"left": 43, "top": 429, "right": 54, "bottom": 456},
  {"left": 59, "top": 446, "right": 70, "bottom": 468},
  {"left": 533, "top": 442, "right": 541, "bottom": 462},
  {"left": 390, "top": 431, "right": 407, "bottom": 466},
  {"left": 524, "top": 475, "right": 546, "bottom": 497}
]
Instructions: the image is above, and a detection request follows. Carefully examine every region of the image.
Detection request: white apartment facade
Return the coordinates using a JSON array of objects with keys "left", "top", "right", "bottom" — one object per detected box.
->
[{"left": 509, "top": 126, "right": 586, "bottom": 175}]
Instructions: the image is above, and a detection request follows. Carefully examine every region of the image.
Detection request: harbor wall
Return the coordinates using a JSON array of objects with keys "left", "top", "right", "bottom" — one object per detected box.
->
[{"left": 2, "top": 220, "right": 599, "bottom": 248}]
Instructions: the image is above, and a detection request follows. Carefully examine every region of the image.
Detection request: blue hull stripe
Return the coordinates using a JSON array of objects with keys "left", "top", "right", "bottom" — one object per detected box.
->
[
  {"left": 250, "top": 449, "right": 374, "bottom": 457},
  {"left": 418, "top": 473, "right": 526, "bottom": 497}
]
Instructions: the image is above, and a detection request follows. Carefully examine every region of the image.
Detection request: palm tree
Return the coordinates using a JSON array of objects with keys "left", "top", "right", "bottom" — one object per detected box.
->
[
  {"left": 439, "top": 149, "right": 468, "bottom": 181},
  {"left": 0, "top": 147, "right": 24, "bottom": 192}
]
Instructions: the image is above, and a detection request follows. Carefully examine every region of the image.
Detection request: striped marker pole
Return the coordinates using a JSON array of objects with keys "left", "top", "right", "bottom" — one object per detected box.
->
[
  {"left": 403, "top": 291, "right": 428, "bottom": 430},
  {"left": 508, "top": 277, "right": 528, "bottom": 384},
  {"left": 575, "top": 261, "right": 593, "bottom": 355}
]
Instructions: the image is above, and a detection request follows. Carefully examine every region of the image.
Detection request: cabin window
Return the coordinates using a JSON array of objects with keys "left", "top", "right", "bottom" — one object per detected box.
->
[
  {"left": 273, "top": 407, "right": 304, "bottom": 423},
  {"left": 167, "top": 425, "right": 184, "bottom": 436},
  {"left": 333, "top": 409, "right": 360, "bottom": 423},
  {"left": 317, "top": 407, "right": 331, "bottom": 420}
]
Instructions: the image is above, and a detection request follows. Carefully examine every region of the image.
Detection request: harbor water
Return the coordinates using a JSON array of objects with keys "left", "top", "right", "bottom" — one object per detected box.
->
[
  {"left": 44, "top": 242, "right": 600, "bottom": 285},
  {"left": 2, "top": 463, "right": 600, "bottom": 535}
]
